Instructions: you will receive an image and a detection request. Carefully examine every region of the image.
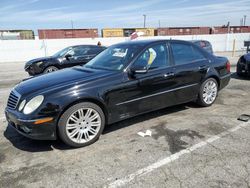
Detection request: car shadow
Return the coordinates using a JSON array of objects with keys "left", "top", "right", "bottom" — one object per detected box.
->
[
  {"left": 3, "top": 126, "right": 73, "bottom": 152},
  {"left": 4, "top": 103, "right": 192, "bottom": 152},
  {"left": 231, "top": 72, "right": 250, "bottom": 80},
  {"left": 103, "top": 103, "right": 192, "bottom": 134}
]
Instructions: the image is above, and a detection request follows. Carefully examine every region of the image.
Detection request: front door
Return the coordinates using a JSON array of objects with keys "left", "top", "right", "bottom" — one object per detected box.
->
[{"left": 113, "top": 42, "right": 178, "bottom": 119}]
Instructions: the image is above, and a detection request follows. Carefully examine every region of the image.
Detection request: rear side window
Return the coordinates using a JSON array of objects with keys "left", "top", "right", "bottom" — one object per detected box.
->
[
  {"left": 171, "top": 43, "right": 205, "bottom": 65},
  {"left": 89, "top": 47, "right": 104, "bottom": 54}
]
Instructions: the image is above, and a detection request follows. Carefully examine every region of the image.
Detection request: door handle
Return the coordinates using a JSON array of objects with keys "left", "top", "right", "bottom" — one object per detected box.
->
[{"left": 164, "top": 72, "right": 175, "bottom": 78}]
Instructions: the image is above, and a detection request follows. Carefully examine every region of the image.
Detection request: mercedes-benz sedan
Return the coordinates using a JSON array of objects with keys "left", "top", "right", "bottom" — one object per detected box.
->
[{"left": 5, "top": 40, "right": 231, "bottom": 147}]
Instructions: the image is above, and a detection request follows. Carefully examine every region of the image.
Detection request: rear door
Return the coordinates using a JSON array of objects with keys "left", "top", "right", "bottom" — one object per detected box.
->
[{"left": 169, "top": 41, "right": 209, "bottom": 103}]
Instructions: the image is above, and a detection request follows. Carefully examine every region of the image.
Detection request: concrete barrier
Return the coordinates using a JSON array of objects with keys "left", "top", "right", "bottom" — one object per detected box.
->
[{"left": 0, "top": 33, "right": 249, "bottom": 62}]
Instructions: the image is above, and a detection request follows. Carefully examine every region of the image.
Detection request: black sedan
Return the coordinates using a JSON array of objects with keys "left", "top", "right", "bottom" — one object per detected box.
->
[
  {"left": 5, "top": 40, "right": 231, "bottom": 147},
  {"left": 24, "top": 45, "right": 106, "bottom": 76},
  {"left": 237, "top": 53, "right": 250, "bottom": 77}
]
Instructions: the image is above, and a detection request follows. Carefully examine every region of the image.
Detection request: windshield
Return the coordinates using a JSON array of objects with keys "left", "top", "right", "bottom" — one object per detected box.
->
[
  {"left": 53, "top": 47, "right": 71, "bottom": 57},
  {"left": 85, "top": 43, "right": 144, "bottom": 71}
]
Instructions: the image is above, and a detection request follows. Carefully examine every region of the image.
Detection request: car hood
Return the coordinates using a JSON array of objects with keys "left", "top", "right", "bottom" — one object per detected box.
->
[{"left": 15, "top": 66, "right": 115, "bottom": 96}]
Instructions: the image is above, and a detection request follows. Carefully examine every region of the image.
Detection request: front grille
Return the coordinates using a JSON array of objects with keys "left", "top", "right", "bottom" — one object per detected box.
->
[{"left": 7, "top": 90, "right": 21, "bottom": 110}]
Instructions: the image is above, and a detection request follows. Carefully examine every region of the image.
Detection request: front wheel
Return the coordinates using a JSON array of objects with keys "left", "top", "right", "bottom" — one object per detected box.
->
[
  {"left": 43, "top": 66, "right": 58, "bottom": 74},
  {"left": 58, "top": 102, "right": 105, "bottom": 147},
  {"left": 197, "top": 78, "right": 218, "bottom": 107}
]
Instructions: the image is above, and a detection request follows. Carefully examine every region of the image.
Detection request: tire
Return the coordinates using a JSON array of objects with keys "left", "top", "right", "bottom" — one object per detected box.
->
[
  {"left": 43, "top": 66, "right": 58, "bottom": 74},
  {"left": 58, "top": 102, "right": 105, "bottom": 147},
  {"left": 197, "top": 78, "right": 218, "bottom": 107}
]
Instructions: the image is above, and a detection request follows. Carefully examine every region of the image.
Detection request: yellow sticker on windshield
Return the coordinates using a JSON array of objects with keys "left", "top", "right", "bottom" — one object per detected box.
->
[{"left": 147, "top": 48, "right": 156, "bottom": 65}]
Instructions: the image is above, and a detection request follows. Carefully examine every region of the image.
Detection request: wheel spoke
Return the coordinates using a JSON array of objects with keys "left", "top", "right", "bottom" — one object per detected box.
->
[
  {"left": 78, "top": 109, "right": 84, "bottom": 119},
  {"left": 85, "top": 109, "right": 92, "bottom": 118},
  {"left": 89, "top": 128, "right": 97, "bottom": 134},
  {"left": 69, "top": 129, "right": 79, "bottom": 138},
  {"left": 66, "top": 123, "right": 78, "bottom": 129},
  {"left": 91, "top": 122, "right": 101, "bottom": 127},
  {"left": 70, "top": 114, "right": 79, "bottom": 123},
  {"left": 77, "top": 132, "right": 83, "bottom": 142},
  {"left": 84, "top": 131, "right": 90, "bottom": 141},
  {"left": 89, "top": 113, "right": 99, "bottom": 121}
]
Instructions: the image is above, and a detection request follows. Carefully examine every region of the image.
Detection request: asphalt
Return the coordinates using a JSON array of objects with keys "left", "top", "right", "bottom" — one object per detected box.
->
[{"left": 0, "top": 52, "right": 250, "bottom": 188}]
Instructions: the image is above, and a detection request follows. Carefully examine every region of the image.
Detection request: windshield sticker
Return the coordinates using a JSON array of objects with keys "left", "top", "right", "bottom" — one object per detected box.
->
[
  {"left": 147, "top": 48, "right": 156, "bottom": 65},
  {"left": 112, "top": 49, "right": 128, "bottom": 57}
]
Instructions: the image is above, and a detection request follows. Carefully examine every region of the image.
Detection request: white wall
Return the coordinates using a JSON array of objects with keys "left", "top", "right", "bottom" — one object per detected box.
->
[{"left": 0, "top": 33, "right": 249, "bottom": 62}]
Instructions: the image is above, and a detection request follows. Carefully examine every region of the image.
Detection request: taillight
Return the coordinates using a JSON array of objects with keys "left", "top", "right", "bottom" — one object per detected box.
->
[{"left": 226, "top": 61, "right": 230, "bottom": 73}]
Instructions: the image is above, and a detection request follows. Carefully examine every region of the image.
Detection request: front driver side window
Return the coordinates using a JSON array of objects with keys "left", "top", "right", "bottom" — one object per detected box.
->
[{"left": 133, "top": 44, "right": 168, "bottom": 70}]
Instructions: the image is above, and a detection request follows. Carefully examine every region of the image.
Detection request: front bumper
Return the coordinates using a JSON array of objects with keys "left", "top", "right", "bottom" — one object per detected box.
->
[{"left": 5, "top": 108, "right": 57, "bottom": 140}]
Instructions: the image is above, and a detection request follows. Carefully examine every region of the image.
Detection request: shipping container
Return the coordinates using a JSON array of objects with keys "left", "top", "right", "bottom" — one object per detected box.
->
[
  {"left": 157, "top": 27, "right": 210, "bottom": 36},
  {"left": 38, "top": 29, "right": 98, "bottom": 39},
  {"left": 211, "top": 26, "right": 250, "bottom": 34},
  {"left": 135, "top": 28, "right": 155, "bottom": 36},
  {"left": 0, "top": 30, "right": 34, "bottom": 40},
  {"left": 102, "top": 28, "right": 124, "bottom": 37}
]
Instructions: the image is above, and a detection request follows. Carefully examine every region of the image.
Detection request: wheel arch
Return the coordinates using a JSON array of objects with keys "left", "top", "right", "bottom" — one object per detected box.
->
[{"left": 56, "top": 97, "right": 109, "bottom": 127}]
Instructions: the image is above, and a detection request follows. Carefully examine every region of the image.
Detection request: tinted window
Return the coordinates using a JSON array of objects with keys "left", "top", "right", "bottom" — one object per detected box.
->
[
  {"left": 171, "top": 43, "right": 205, "bottom": 65},
  {"left": 89, "top": 47, "right": 104, "bottom": 54},
  {"left": 68, "top": 46, "right": 90, "bottom": 56},
  {"left": 133, "top": 44, "right": 168, "bottom": 70}
]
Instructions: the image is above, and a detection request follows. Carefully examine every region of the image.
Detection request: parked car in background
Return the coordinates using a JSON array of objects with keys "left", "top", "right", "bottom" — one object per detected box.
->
[
  {"left": 6, "top": 40, "right": 230, "bottom": 147},
  {"left": 191, "top": 40, "right": 213, "bottom": 54},
  {"left": 237, "top": 53, "right": 250, "bottom": 77},
  {"left": 24, "top": 45, "right": 106, "bottom": 76}
]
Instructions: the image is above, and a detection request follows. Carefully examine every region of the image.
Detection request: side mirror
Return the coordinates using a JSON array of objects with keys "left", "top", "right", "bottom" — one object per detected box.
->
[
  {"left": 130, "top": 65, "right": 148, "bottom": 75},
  {"left": 65, "top": 54, "right": 72, "bottom": 60}
]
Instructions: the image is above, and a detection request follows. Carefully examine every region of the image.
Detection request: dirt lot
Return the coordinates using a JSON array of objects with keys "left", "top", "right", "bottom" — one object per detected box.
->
[{"left": 0, "top": 52, "right": 250, "bottom": 188}]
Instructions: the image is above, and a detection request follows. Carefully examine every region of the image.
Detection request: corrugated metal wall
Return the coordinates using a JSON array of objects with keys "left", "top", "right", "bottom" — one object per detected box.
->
[{"left": 38, "top": 29, "right": 98, "bottom": 39}]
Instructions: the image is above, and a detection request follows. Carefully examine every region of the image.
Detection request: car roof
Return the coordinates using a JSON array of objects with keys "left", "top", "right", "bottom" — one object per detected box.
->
[
  {"left": 190, "top": 40, "right": 210, "bottom": 43},
  {"left": 70, "top": 45, "right": 106, "bottom": 48},
  {"left": 114, "top": 39, "right": 194, "bottom": 47}
]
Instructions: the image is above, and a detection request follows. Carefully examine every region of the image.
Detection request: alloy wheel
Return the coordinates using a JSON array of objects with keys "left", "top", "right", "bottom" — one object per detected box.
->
[
  {"left": 202, "top": 80, "right": 217, "bottom": 105},
  {"left": 45, "top": 66, "right": 58, "bottom": 73},
  {"left": 65, "top": 108, "right": 102, "bottom": 144}
]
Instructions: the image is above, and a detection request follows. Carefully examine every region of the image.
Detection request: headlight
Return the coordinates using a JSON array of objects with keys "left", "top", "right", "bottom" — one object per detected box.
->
[
  {"left": 36, "top": 61, "right": 43, "bottom": 66},
  {"left": 23, "top": 95, "right": 44, "bottom": 115},
  {"left": 18, "top": 100, "right": 26, "bottom": 111}
]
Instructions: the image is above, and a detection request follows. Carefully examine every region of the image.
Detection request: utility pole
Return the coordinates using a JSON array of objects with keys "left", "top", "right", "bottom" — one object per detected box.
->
[
  {"left": 71, "top": 20, "right": 74, "bottom": 38},
  {"left": 158, "top": 20, "right": 161, "bottom": 28},
  {"left": 143, "top": 14, "right": 146, "bottom": 28},
  {"left": 243, "top": 15, "right": 247, "bottom": 26},
  {"left": 71, "top": 20, "right": 74, "bottom": 30}
]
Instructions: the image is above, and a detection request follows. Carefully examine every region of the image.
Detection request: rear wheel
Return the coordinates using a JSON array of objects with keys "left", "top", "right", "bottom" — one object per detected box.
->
[
  {"left": 58, "top": 102, "right": 105, "bottom": 147},
  {"left": 44, "top": 66, "right": 58, "bottom": 74},
  {"left": 197, "top": 78, "right": 218, "bottom": 107}
]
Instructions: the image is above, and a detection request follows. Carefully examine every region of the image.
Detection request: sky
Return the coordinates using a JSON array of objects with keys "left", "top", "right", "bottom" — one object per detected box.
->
[{"left": 0, "top": 0, "right": 249, "bottom": 33}]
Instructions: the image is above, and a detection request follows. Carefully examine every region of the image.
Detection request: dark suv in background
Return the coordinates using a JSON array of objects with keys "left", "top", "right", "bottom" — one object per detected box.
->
[{"left": 24, "top": 45, "right": 106, "bottom": 75}]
